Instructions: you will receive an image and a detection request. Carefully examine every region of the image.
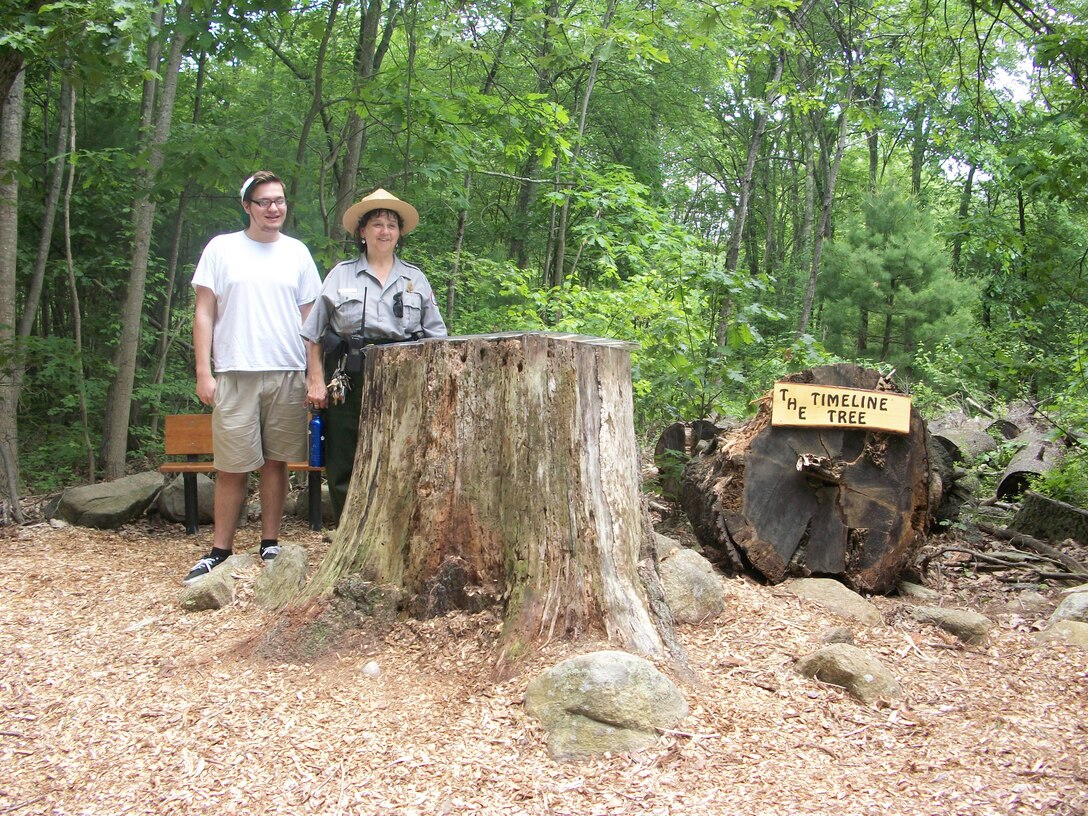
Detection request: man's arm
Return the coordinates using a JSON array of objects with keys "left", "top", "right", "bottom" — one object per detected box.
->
[{"left": 193, "top": 285, "right": 217, "bottom": 406}]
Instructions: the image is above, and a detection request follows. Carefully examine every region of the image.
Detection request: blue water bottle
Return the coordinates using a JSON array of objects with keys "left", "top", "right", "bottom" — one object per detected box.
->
[{"left": 308, "top": 412, "right": 325, "bottom": 467}]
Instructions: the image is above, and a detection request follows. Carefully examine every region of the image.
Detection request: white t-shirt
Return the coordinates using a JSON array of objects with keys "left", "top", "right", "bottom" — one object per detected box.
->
[{"left": 192, "top": 230, "right": 321, "bottom": 372}]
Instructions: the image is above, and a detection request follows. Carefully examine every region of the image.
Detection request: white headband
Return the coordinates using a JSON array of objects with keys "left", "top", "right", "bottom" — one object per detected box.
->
[{"left": 239, "top": 175, "right": 256, "bottom": 202}]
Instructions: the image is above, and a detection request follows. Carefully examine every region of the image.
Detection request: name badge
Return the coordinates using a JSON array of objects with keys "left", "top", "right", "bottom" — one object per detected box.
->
[{"left": 338, "top": 287, "right": 359, "bottom": 296}]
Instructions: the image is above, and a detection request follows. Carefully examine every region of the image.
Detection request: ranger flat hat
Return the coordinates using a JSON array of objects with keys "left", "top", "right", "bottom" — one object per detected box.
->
[{"left": 342, "top": 188, "right": 419, "bottom": 235}]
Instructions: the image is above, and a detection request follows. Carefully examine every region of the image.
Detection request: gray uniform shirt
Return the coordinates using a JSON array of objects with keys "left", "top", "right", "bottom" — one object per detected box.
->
[{"left": 300, "top": 255, "right": 447, "bottom": 344}]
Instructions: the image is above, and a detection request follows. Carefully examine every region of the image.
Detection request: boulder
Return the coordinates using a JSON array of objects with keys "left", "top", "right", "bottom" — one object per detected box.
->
[
  {"left": 1048, "top": 591, "right": 1088, "bottom": 626},
  {"left": 795, "top": 643, "right": 901, "bottom": 705},
  {"left": 254, "top": 543, "right": 308, "bottom": 610},
  {"left": 654, "top": 537, "right": 724, "bottom": 624},
  {"left": 524, "top": 650, "right": 688, "bottom": 761},
  {"left": 157, "top": 473, "right": 215, "bottom": 524},
  {"left": 897, "top": 580, "right": 941, "bottom": 602},
  {"left": 784, "top": 578, "right": 883, "bottom": 626},
  {"left": 178, "top": 552, "right": 260, "bottom": 612},
  {"left": 53, "top": 472, "right": 164, "bottom": 529},
  {"left": 286, "top": 484, "right": 334, "bottom": 525},
  {"left": 1035, "top": 620, "right": 1088, "bottom": 650},
  {"left": 909, "top": 606, "right": 993, "bottom": 645}
]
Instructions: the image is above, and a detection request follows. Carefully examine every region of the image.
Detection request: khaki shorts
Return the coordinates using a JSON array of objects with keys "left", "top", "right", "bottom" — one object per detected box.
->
[{"left": 212, "top": 371, "right": 307, "bottom": 472}]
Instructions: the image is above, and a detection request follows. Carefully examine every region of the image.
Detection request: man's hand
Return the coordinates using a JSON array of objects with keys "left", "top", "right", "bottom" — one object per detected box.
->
[{"left": 196, "top": 372, "right": 217, "bottom": 406}]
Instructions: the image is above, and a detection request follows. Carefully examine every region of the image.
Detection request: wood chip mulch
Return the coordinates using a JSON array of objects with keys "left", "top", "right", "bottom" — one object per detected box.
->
[{"left": 1, "top": 519, "right": 1086, "bottom": 815}]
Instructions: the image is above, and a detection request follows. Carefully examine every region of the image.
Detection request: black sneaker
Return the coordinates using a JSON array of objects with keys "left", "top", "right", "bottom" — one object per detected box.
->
[
  {"left": 183, "top": 553, "right": 228, "bottom": 584},
  {"left": 260, "top": 544, "right": 280, "bottom": 562}
]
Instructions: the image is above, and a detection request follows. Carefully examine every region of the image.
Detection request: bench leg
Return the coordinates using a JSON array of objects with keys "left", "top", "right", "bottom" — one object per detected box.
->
[
  {"left": 183, "top": 473, "right": 199, "bottom": 535},
  {"left": 308, "top": 471, "right": 322, "bottom": 531}
]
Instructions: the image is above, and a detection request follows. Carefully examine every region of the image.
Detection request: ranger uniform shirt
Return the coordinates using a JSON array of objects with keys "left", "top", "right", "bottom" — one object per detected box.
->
[{"left": 301, "top": 254, "right": 447, "bottom": 344}]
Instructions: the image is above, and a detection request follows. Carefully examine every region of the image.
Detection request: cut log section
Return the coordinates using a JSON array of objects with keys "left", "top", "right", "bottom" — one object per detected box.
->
[
  {"left": 996, "top": 427, "right": 1066, "bottom": 499},
  {"left": 1010, "top": 490, "right": 1088, "bottom": 546},
  {"left": 653, "top": 419, "right": 726, "bottom": 501},
  {"left": 680, "top": 364, "right": 930, "bottom": 594}
]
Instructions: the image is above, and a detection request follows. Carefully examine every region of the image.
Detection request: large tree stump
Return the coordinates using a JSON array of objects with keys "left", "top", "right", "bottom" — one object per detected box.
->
[
  {"left": 301, "top": 332, "right": 670, "bottom": 666},
  {"left": 680, "top": 364, "right": 930, "bottom": 594}
]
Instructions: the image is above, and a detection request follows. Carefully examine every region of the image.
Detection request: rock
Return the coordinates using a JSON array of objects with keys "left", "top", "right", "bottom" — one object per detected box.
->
[
  {"left": 897, "top": 580, "right": 941, "bottom": 602},
  {"left": 157, "top": 473, "right": 215, "bottom": 524},
  {"left": 784, "top": 578, "right": 883, "bottom": 626},
  {"left": 1048, "top": 591, "right": 1088, "bottom": 625},
  {"left": 909, "top": 606, "right": 993, "bottom": 645},
  {"left": 1012, "top": 590, "right": 1051, "bottom": 611},
  {"left": 822, "top": 626, "right": 854, "bottom": 644},
  {"left": 254, "top": 543, "right": 308, "bottom": 610},
  {"left": 52, "top": 471, "right": 164, "bottom": 529},
  {"left": 178, "top": 553, "right": 259, "bottom": 612},
  {"left": 524, "top": 650, "right": 688, "bottom": 761},
  {"left": 652, "top": 532, "right": 680, "bottom": 560},
  {"left": 287, "top": 484, "right": 334, "bottom": 525},
  {"left": 794, "top": 643, "right": 901, "bottom": 705},
  {"left": 362, "top": 660, "right": 381, "bottom": 677},
  {"left": 1035, "top": 620, "right": 1088, "bottom": 650},
  {"left": 657, "top": 544, "right": 724, "bottom": 624}
]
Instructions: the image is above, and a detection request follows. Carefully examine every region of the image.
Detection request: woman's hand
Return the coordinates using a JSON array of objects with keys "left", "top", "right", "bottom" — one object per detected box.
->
[
  {"left": 305, "top": 339, "right": 328, "bottom": 409},
  {"left": 307, "top": 377, "right": 328, "bottom": 410}
]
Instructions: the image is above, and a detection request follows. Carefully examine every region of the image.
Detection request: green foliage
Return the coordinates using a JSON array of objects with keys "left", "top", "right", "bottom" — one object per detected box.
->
[
  {"left": 817, "top": 189, "right": 975, "bottom": 373},
  {"left": 1037, "top": 448, "right": 1088, "bottom": 507},
  {"left": 7, "top": 0, "right": 1088, "bottom": 495},
  {"left": 445, "top": 238, "right": 791, "bottom": 433}
]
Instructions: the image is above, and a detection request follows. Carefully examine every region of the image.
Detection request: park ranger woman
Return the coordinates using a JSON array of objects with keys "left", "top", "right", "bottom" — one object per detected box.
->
[{"left": 301, "top": 189, "right": 447, "bottom": 524}]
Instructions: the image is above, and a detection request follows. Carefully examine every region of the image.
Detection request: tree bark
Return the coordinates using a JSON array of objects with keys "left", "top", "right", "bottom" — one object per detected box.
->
[
  {"left": 61, "top": 93, "right": 94, "bottom": 481},
  {"left": 680, "top": 364, "right": 929, "bottom": 594},
  {"left": 301, "top": 332, "right": 670, "bottom": 667},
  {"left": 333, "top": 0, "right": 398, "bottom": 234},
  {"left": 101, "top": 1, "right": 191, "bottom": 479},
  {"left": 796, "top": 96, "right": 851, "bottom": 338},
  {"left": 548, "top": 0, "right": 617, "bottom": 288},
  {"left": 0, "top": 68, "right": 24, "bottom": 521},
  {"left": 19, "top": 77, "right": 71, "bottom": 340}
]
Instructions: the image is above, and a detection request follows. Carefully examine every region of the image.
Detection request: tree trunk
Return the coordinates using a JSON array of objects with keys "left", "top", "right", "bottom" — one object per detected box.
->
[
  {"left": 301, "top": 332, "right": 671, "bottom": 667},
  {"left": 19, "top": 76, "right": 71, "bottom": 340},
  {"left": 680, "top": 364, "right": 929, "bottom": 594},
  {"left": 61, "top": 95, "right": 95, "bottom": 481},
  {"left": 0, "top": 68, "right": 24, "bottom": 521},
  {"left": 509, "top": 0, "right": 556, "bottom": 270},
  {"left": 723, "top": 52, "right": 784, "bottom": 277},
  {"left": 548, "top": 0, "right": 617, "bottom": 288},
  {"left": 333, "top": 0, "right": 398, "bottom": 234},
  {"left": 289, "top": 0, "right": 340, "bottom": 232},
  {"left": 951, "top": 163, "right": 975, "bottom": 274},
  {"left": 101, "top": 1, "right": 191, "bottom": 479},
  {"left": 796, "top": 97, "right": 851, "bottom": 337}
]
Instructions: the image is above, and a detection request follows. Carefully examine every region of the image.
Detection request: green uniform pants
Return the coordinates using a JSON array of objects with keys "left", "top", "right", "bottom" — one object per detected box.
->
[{"left": 323, "top": 360, "right": 364, "bottom": 525}]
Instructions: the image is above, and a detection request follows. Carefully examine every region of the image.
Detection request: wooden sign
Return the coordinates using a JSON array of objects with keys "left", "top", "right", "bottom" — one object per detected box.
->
[{"left": 771, "top": 381, "right": 912, "bottom": 434}]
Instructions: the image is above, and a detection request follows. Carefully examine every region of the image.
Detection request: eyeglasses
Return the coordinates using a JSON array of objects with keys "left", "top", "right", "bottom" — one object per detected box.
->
[{"left": 251, "top": 197, "right": 287, "bottom": 209}]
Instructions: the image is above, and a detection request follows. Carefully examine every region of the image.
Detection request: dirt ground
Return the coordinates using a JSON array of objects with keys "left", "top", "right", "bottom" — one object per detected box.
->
[{"left": 1, "top": 514, "right": 1086, "bottom": 816}]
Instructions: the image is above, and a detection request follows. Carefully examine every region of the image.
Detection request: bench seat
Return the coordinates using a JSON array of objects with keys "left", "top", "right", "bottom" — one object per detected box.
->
[{"left": 159, "top": 414, "right": 324, "bottom": 533}]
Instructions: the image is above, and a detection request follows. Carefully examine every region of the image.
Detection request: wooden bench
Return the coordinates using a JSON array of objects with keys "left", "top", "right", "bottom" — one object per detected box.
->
[{"left": 160, "top": 413, "right": 324, "bottom": 534}]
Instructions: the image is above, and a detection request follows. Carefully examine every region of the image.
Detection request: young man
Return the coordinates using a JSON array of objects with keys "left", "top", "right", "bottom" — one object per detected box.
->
[{"left": 183, "top": 171, "right": 322, "bottom": 584}]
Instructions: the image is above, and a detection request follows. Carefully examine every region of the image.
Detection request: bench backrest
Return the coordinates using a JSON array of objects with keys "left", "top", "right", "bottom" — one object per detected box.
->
[{"left": 164, "top": 414, "right": 214, "bottom": 457}]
